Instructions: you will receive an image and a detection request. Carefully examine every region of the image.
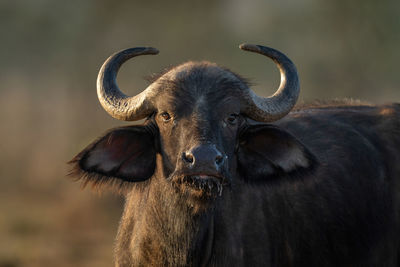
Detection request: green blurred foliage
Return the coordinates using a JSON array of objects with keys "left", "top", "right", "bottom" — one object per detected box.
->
[{"left": 0, "top": 0, "right": 399, "bottom": 266}]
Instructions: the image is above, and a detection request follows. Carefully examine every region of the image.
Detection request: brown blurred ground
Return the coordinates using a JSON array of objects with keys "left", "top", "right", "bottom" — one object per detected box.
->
[{"left": 1, "top": 0, "right": 399, "bottom": 266}]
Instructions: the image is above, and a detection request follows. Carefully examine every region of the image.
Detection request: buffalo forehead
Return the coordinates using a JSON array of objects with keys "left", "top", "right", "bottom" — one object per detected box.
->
[{"left": 154, "top": 61, "right": 245, "bottom": 114}]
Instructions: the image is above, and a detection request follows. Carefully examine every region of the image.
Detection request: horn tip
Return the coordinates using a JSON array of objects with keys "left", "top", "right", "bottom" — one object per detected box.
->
[
  {"left": 145, "top": 47, "right": 159, "bottom": 55},
  {"left": 239, "top": 43, "right": 260, "bottom": 52}
]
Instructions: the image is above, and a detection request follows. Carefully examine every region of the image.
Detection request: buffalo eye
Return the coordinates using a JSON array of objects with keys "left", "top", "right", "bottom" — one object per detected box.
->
[
  {"left": 160, "top": 112, "right": 172, "bottom": 122},
  {"left": 226, "top": 114, "right": 239, "bottom": 125}
]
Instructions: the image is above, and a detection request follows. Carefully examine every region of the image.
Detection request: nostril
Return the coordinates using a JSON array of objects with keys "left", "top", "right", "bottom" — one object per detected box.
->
[
  {"left": 183, "top": 152, "right": 194, "bottom": 163},
  {"left": 215, "top": 154, "right": 224, "bottom": 165}
]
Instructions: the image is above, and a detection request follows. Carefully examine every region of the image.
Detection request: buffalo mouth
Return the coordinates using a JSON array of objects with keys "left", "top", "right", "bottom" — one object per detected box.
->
[{"left": 175, "top": 174, "right": 227, "bottom": 197}]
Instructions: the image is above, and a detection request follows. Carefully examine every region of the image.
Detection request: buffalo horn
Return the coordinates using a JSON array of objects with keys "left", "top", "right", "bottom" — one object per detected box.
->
[
  {"left": 97, "top": 47, "right": 159, "bottom": 121},
  {"left": 239, "top": 44, "right": 300, "bottom": 122}
]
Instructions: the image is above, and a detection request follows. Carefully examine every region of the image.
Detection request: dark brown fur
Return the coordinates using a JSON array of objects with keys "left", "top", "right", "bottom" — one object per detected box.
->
[{"left": 70, "top": 62, "right": 400, "bottom": 266}]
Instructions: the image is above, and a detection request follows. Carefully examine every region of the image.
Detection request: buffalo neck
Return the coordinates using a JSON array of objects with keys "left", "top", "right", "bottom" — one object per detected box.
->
[{"left": 116, "top": 172, "right": 216, "bottom": 266}]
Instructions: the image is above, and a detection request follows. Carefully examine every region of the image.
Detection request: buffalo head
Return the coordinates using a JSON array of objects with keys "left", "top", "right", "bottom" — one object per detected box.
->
[{"left": 71, "top": 44, "right": 313, "bottom": 211}]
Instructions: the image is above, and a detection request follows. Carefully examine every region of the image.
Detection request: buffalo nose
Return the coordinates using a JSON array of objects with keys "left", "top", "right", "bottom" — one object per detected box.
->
[{"left": 182, "top": 145, "right": 224, "bottom": 169}]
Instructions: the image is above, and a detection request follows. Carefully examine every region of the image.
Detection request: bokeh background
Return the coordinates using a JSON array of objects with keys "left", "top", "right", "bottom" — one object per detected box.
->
[{"left": 1, "top": 0, "right": 399, "bottom": 266}]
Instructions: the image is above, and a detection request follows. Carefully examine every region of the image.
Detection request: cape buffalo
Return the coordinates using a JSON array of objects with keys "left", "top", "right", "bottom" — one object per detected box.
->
[{"left": 70, "top": 44, "right": 400, "bottom": 266}]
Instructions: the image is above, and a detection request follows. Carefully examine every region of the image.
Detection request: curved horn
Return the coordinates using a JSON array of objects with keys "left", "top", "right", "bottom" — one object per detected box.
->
[
  {"left": 239, "top": 44, "right": 300, "bottom": 122},
  {"left": 97, "top": 47, "right": 159, "bottom": 121}
]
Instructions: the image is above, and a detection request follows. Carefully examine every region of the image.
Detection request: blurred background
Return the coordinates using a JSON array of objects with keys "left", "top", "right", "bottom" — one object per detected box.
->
[{"left": 1, "top": 0, "right": 399, "bottom": 266}]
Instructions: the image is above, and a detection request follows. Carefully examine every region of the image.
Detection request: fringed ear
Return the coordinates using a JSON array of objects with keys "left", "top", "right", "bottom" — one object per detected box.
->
[
  {"left": 237, "top": 125, "right": 317, "bottom": 183},
  {"left": 69, "top": 125, "right": 156, "bottom": 192}
]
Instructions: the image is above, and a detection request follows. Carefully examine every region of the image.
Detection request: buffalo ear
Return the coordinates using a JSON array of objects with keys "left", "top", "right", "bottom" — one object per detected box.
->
[
  {"left": 237, "top": 125, "right": 316, "bottom": 182},
  {"left": 69, "top": 126, "right": 156, "bottom": 191}
]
